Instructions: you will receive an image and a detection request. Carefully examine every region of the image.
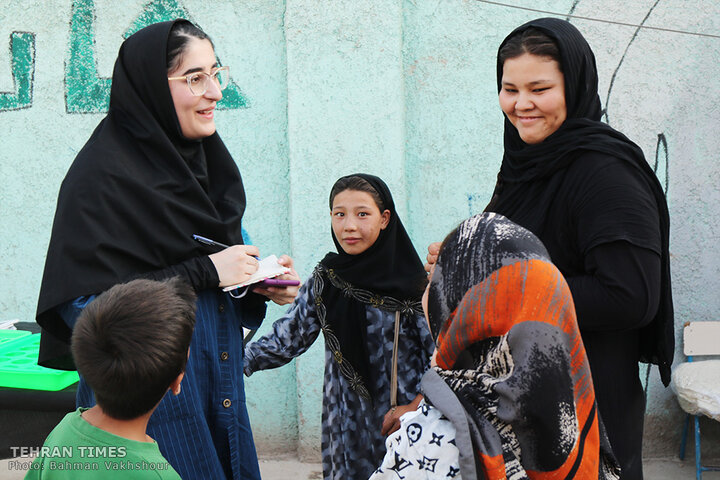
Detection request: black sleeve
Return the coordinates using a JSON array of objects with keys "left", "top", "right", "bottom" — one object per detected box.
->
[
  {"left": 571, "top": 154, "right": 661, "bottom": 256},
  {"left": 132, "top": 257, "right": 270, "bottom": 314},
  {"left": 566, "top": 240, "right": 661, "bottom": 332},
  {"left": 235, "top": 290, "right": 270, "bottom": 326},
  {"left": 128, "top": 255, "right": 219, "bottom": 291}
]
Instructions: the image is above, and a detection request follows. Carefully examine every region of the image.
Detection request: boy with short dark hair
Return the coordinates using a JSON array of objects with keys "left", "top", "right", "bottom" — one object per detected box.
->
[{"left": 26, "top": 277, "right": 196, "bottom": 479}]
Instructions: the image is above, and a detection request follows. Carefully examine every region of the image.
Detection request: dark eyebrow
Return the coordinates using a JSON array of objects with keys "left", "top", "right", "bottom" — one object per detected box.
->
[
  {"left": 181, "top": 63, "right": 220, "bottom": 76},
  {"left": 501, "top": 79, "right": 554, "bottom": 87},
  {"left": 181, "top": 67, "right": 204, "bottom": 75}
]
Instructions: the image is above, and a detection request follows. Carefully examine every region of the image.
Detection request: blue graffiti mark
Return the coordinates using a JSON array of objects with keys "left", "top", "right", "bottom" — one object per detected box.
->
[
  {"left": 467, "top": 193, "right": 486, "bottom": 217},
  {"left": 242, "top": 227, "right": 252, "bottom": 245},
  {"left": 0, "top": 32, "right": 35, "bottom": 111},
  {"left": 66, "top": 0, "right": 248, "bottom": 114},
  {"left": 654, "top": 133, "right": 669, "bottom": 198}
]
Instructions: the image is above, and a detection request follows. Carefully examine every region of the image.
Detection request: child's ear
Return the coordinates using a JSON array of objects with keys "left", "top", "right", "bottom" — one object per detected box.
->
[
  {"left": 380, "top": 210, "right": 391, "bottom": 230},
  {"left": 170, "top": 372, "right": 185, "bottom": 396}
]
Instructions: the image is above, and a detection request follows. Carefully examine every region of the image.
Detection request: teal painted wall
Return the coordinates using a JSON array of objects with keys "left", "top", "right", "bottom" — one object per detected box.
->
[{"left": 2, "top": 0, "right": 719, "bottom": 460}]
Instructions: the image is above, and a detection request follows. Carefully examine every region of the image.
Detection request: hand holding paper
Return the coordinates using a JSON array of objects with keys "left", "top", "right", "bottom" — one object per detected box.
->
[
  {"left": 222, "top": 255, "right": 296, "bottom": 291},
  {"left": 251, "top": 255, "right": 302, "bottom": 306}
]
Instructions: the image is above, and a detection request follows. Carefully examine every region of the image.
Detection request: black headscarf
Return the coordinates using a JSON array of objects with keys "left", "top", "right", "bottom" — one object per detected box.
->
[
  {"left": 319, "top": 173, "right": 427, "bottom": 395},
  {"left": 36, "top": 20, "right": 246, "bottom": 367},
  {"left": 486, "top": 18, "right": 673, "bottom": 385}
]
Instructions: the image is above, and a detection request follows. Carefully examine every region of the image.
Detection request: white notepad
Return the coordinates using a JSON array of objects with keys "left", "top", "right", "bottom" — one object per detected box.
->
[{"left": 221, "top": 255, "right": 290, "bottom": 291}]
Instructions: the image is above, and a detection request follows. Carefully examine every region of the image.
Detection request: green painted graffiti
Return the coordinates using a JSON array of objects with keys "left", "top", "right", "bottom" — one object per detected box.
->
[
  {"left": 66, "top": 0, "right": 248, "bottom": 114},
  {"left": 0, "top": 32, "right": 35, "bottom": 111},
  {"left": 125, "top": 0, "right": 190, "bottom": 37},
  {"left": 66, "top": 0, "right": 110, "bottom": 113}
]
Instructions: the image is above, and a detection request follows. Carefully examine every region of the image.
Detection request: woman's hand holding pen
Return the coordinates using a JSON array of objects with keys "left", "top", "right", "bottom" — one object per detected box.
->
[
  {"left": 209, "top": 245, "right": 261, "bottom": 287},
  {"left": 252, "top": 255, "right": 301, "bottom": 306}
]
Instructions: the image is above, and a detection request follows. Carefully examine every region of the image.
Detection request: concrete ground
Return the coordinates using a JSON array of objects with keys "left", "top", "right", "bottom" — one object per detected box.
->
[
  {"left": 257, "top": 457, "right": 720, "bottom": 479},
  {"left": 1, "top": 455, "right": 719, "bottom": 479}
]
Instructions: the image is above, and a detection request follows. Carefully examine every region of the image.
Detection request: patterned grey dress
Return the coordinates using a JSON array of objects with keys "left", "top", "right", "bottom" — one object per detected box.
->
[{"left": 245, "top": 267, "right": 434, "bottom": 480}]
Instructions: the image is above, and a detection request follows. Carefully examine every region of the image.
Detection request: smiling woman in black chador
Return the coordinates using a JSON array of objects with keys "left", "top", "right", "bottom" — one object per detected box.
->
[
  {"left": 427, "top": 18, "right": 673, "bottom": 480},
  {"left": 36, "top": 19, "right": 299, "bottom": 479}
]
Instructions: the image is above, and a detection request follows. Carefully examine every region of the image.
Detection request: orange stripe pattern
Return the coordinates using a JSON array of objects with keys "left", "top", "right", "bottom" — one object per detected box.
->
[{"left": 436, "top": 259, "right": 603, "bottom": 479}]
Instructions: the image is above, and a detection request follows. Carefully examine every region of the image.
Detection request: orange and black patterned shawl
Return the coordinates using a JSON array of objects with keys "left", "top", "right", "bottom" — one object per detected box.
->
[{"left": 423, "top": 213, "right": 619, "bottom": 479}]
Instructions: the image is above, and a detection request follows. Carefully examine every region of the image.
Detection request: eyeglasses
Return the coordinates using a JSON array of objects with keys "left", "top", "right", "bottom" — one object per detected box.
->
[{"left": 167, "top": 66, "right": 230, "bottom": 96}]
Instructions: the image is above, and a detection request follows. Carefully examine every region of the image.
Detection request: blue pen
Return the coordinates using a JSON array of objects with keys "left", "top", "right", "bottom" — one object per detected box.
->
[
  {"left": 193, "top": 234, "right": 230, "bottom": 250},
  {"left": 193, "top": 235, "right": 262, "bottom": 262}
]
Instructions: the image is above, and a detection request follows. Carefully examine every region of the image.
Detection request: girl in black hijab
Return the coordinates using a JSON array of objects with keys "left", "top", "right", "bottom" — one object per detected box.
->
[
  {"left": 245, "top": 174, "right": 434, "bottom": 479},
  {"left": 429, "top": 18, "right": 672, "bottom": 480},
  {"left": 36, "top": 19, "right": 299, "bottom": 479}
]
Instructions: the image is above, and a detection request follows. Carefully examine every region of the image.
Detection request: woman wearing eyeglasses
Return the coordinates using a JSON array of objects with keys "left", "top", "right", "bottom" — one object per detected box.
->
[{"left": 36, "top": 19, "right": 299, "bottom": 479}]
